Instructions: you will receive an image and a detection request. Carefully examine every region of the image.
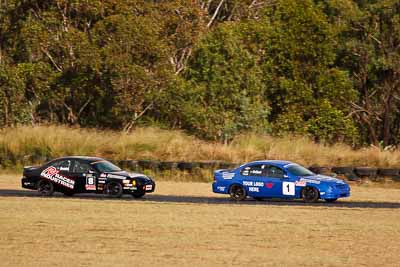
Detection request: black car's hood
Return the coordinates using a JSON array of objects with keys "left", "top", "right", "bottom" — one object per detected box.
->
[{"left": 102, "top": 171, "right": 151, "bottom": 180}]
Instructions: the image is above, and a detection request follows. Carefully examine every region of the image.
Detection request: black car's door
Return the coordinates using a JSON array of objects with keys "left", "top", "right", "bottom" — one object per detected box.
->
[
  {"left": 71, "top": 159, "right": 97, "bottom": 193},
  {"left": 45, "top": 159, "right": 76, "bottom": 191}
]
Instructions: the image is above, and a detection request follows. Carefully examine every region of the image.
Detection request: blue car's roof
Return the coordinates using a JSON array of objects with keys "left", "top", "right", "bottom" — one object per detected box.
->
[{"left": 245, "top": 160, "right": 295, "bottom": 168}]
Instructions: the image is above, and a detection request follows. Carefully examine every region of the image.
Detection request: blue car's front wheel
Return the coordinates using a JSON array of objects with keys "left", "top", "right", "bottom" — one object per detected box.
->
[
  {"left": 229, "top": 184, "right": 247, "bottom": 201},
  {"left": 301, "top": 187, "right": 319, "bottom": 203}
]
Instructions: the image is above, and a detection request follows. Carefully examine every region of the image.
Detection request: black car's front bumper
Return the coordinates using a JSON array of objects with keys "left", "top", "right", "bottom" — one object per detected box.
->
[
  {"left": 21, "top": 177, "right": 37, "bottom": 190},
  {"left": 123, "top": 179, "right": 155, "bottom": 194}
]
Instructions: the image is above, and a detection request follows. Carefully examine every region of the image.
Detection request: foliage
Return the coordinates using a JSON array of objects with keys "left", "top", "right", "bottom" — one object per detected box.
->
[
  {"left": 0, "top": 0, "right": 399, "bottom": 146},
  {"left": 179, "top": 24, "right": 269, "bottom": 142}
]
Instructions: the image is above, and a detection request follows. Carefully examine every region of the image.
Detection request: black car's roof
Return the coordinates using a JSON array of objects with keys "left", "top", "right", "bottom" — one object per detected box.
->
[{"left": 48, "top": 156, "right": 105, "bottom": 163}]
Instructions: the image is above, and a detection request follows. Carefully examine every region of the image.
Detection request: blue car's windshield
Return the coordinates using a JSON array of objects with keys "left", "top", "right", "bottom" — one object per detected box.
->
[
  {"left": 91, "top": 161, "right": 121, "bottom": 172},
  {"left": 286, "top": 164, "right": 314, "bottom": 177}
]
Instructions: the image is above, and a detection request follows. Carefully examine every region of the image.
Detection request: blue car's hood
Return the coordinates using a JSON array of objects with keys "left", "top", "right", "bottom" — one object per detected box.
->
[{"left": 299, "top": 175, "right": 346, "bottom": 184}]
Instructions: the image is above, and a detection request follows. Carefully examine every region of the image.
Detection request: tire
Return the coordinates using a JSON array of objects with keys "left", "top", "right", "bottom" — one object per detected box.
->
[
  {"left": 219, "top": 162, "right": 236, "bottom": 169},
  {"left": 331, "top": 166, "right": 354, "bottom": 174},
  {"left": 345, "top": 172, "right": 361, "bottom": 181},
  {"left": 104, "top": 182, "right": 123, "bottom": 198},
  {"left": 301, "top": 187, "right": 319, "bottom": 203},
  {"left": 354, "top": 167, "right": 378, "bottom": 177},
  {"left": 378, "top": 168, "right": 400, "bottom": 177},
  {"left": 177, "top": 162, "right": 193, "bottom": 171},
  {"left": 253, "top": 197, "right": 264, "bottom": 201},
  {"left": 138, "top": 160, "right": 160, "bottom": 170},
  {"left": 132, "top": 192, "right": 146, "bottom": 199},
  {"left": 199, "top": 162, "right": 214, "bottom": 169},
  {"left": 119, "top": 160, "right": 139, "bottom": 171},
  {"left": 229, "top": 184, "right": 247, "bottom": 201},
  {"left": 159, "top": 161, "right": 178, "bottom": 171},
  {"left": 37, "top": 179, "right": 54, "bottom": 196},
  {"left": 308, "top": 166, "right": 330, "bottom": 175},
  {"left": 325, "top": 198, "right": 338, "bottom": 203}
]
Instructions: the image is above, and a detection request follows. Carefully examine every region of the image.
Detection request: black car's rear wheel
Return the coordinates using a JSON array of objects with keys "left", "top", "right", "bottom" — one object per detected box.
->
[
  {"left": 301, "top": 186, "right": 319, "bottom": 203},
  {"left": 132, "top": 192, "right": 145, "bottom": 199},
  {"left": 229, "top": 184, "right": 247, "bottom": 201},
  {"left": 37, "top": 179, "right": 54, "bottom": 196},
  {"left": 325, "top": 198, "right": 338, "bottom": 203},
  {"left": 104, "top": 182, "right": 123, "bottom": 198}
]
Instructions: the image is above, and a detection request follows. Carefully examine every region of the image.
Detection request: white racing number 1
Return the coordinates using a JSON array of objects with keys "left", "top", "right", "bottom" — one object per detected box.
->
[{"left": 282, "top": 182, "right": 295, "bottom": 196}]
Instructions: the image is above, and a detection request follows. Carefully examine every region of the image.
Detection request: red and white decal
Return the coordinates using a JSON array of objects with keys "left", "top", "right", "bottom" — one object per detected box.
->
[
  {"left": 41, "top": 167, "right": 75, "bottom": 189},
  {"left": 295, "top": 181, "right": 306, "bottom": 187},
  {"left": 85, "top": 185, "right": 96, "bottom": 190},
  {"left": 265, "top": 183, "right": 274, "bottom": 189},
  {"left": 145, "top": 184, "right": 153, "bottom": 191}
]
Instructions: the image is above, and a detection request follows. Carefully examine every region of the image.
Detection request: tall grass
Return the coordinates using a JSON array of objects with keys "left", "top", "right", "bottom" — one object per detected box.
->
[{"left": 0, "top": 125, "right": 399, "bottom": 168}]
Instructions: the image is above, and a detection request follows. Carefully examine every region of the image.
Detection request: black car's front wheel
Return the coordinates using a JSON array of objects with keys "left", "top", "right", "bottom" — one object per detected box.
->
[
  {"left": 37, "top": 179, "right": 54, "bottom": 196},
  {"left": 104, "top": 182, "right": 123, "bottom": 198},
  {"left": 301, "top": 186, "right": 319, "bottom": 203},
  {"left": 132, "top": 192, "right": 145, "bottom": 199},
  {"left": 229, "top": 184, "right": 247, "bottom": 201}
]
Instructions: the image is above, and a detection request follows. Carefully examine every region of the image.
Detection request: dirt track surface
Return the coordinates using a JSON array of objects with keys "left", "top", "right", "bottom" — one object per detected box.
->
[
  {"left": 1, "top": 188, "right": 400, "bottom": 209},
  {"left": 1, "top": 175, "right": 400, "bottom": 266}
]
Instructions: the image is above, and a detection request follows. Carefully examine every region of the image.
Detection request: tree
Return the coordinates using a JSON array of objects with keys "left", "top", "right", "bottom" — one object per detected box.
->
[
  {"left": 334, "top": 0, "right": 400, "bottom": 146},
  {"left": 259, "top": 0, "right": 358, "bottom": 143},
  {"left": 161, "top": 24, "right": 270, "bottom": 142}
]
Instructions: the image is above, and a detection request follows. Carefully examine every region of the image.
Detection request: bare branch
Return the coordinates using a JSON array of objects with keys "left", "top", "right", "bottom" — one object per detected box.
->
[
  {"left": 207, "top": 0, "right": 225, "bottom": 28},
  {"left": 124, "top": 102, "right": 154, "bottom": 132},
  {"left": 78, "top": 97, "right": 93, "bottom": 117},
  {"left": 40, "top": 47, "right": 62, "bottom": 72}
]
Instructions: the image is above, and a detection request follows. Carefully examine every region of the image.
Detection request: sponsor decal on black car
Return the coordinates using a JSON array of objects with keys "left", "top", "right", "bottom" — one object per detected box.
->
[
  {"left": 22, "top": 156, "right": 156, "bottom": 198},
  {"left": 41, "top": 167, "right": 75, "bottom": 189}
]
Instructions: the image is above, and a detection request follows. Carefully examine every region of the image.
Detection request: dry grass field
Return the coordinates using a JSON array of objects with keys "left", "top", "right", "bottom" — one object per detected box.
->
[
  {"left": 2, "top": 125, "right": 400, "bottom": 168},
  {"left": 1, "top": 174, "right": 400, "bottom": 267}
]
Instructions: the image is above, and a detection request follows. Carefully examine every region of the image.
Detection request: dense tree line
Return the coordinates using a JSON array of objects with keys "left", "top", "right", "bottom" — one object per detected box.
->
[{"left": 0, "top": 0, "right": 399, "bottom": 146}]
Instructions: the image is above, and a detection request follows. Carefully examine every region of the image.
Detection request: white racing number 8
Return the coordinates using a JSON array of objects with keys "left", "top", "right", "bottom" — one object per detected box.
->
[
  {"left": 87, "top": 177, "right": 94, "bottom": 185},
  {"left": 282, "top": 182, "right": 295, "bottom": 196}
]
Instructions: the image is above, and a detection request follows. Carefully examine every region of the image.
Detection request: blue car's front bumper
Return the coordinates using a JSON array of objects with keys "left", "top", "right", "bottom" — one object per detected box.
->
[{"left": 320, "top": 184, "right": 351, "bottom": 199}]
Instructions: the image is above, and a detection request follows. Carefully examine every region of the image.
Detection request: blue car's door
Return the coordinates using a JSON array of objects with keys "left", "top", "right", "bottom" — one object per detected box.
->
[
  {"left": 239, "top": 164, "right": 272, "bottom": 197},
  {"left": 262, "top": 165, "right": 296, "bottom": 198}
]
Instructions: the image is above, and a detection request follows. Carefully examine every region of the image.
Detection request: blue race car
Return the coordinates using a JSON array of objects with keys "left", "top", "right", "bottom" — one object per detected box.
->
[{"left": 212, "top": 160, "right": 350, "bottom": 203}]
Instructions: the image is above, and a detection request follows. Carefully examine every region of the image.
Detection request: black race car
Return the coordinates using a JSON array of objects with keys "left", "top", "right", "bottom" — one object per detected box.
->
[{"left": 21, "top": 156, "right": 155, "bottom": 198}]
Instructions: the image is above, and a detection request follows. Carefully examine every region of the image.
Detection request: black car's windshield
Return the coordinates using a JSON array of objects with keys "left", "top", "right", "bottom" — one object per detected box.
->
[
  {"left": 286, "top": 164, "right": 314, "bottom": 177},
  {"left": 91, "top": 161, "right": 121, "bottom": 172}
]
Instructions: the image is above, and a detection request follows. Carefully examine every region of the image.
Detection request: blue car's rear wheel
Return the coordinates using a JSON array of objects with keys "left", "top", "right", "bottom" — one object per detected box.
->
[
  {"left": 229, "top": 184, "right": 247, "bottom": 201},
  {"left": 301, "top": 186, "right": 319, "bottom": 203}
]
